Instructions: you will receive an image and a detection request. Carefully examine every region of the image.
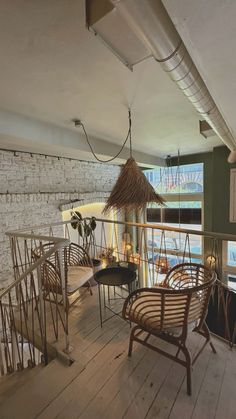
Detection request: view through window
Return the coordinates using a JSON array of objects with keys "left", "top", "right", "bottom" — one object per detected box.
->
[
  {"left": 144, "top": 163, "right": 203, "bottom": 270},
  {"left": 223, "top": 241, "right": 236, "bottom": 290}
]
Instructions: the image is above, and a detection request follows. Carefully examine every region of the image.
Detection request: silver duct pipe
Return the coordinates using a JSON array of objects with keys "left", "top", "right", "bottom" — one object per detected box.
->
[{"left": 112, "top": 0, "right": 236, "bottom": 162}]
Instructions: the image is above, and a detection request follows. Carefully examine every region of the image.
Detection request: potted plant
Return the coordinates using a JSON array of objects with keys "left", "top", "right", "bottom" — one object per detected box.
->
[{"left": 70, "top": 211, "right": 101, "bottom": 271}]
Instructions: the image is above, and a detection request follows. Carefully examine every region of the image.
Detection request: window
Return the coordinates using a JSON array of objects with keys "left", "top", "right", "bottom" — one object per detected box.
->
[
  {"left": 222, "top": 241, "right": 236, "bottom": 289},
  {"left": 227, "top": 241, "right": 236, "bottom": 267},
  {"left": 227, "top": 275, "right": 236, "bottom": 291},
  {"left": 145, "top": 163, "right": 203, "bottom": 195},
  {"left": 144, "top": 163, "right": 203, "bottom": 270}
]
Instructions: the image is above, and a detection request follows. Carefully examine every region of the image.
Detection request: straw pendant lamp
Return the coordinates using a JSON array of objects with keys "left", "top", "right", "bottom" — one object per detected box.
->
[
  {"left": 103, "top": 110, "right": 165, "bottom": 214},
  {"left": 73, "top": 110, "right": 165, "bottom": 214}
]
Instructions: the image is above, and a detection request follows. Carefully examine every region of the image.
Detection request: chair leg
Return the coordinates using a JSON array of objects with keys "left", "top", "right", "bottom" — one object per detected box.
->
[
  {"left": 202, "top": 321, "right": 216, "bottom": 353},
  {"left": 88, "top": 280, "right": 93, "bottom": 296},
  {"left": 128, "top": 331, "right": 134, "bottom": 357},
  {"left": 181, "top": 345, "right": 192, "bottom": 396},
  {"left": 128, "top": 325, "right": 139, "bottom": 357}
]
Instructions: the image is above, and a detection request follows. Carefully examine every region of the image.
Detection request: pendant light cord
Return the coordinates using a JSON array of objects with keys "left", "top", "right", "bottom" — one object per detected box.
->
[
  {"left": 75, "top": 109, "right": 132, "bottom": 163},
  {"left": 128, "top": 109, "right": 133, "bottom": 158},
  {"left": 177, "top": 149, "right": 181, "bottom": 252}
]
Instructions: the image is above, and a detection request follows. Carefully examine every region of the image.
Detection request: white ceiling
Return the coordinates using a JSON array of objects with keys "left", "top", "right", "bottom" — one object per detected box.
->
[
  {"left": 163, "top": 0, "right": 236, "bottom": 143},
  {"left": 0, "top": 0, "right": 225, "bottom": 161}
]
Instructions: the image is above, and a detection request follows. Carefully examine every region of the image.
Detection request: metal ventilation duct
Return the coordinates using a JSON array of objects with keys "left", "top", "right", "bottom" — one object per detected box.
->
[{"left": 86, "top": 0, "right": 236, "bottom": 162}]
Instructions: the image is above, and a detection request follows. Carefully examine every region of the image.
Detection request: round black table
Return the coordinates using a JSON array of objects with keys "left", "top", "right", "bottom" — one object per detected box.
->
[
  {"left": 106, "top": 261, "right": 138, "bottom": 272},
  {"left": 94, "top": 266, "right": 136, "bottom": 327}
]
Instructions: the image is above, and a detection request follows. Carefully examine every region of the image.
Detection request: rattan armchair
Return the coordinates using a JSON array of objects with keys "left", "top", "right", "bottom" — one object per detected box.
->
[
  {"left": 65, "top": 242, "right": 94, "bottom": 302},
  {"left": 122, "top": 263, "right": 216, "bottom": 395},
  {"left": 33, "top": 242, "right": 94, "bottom": 307}
]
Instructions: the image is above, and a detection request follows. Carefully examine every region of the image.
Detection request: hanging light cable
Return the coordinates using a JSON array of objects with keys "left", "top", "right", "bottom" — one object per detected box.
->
[{"left": 73, "top": 118, "right": 130, "bottom": 163}]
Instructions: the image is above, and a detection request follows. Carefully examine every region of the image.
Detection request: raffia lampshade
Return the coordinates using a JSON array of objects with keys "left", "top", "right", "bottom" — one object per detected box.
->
[{"left": 103, "top": 157, "right": 165, "bottom": 213}]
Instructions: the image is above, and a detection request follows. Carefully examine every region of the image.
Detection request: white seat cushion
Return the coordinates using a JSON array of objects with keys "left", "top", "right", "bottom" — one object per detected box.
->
[{"left": 67, "top": 266, "right": 93, "bottom": 294}]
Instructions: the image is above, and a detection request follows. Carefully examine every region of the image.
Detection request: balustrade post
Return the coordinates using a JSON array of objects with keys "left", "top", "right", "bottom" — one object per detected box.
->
[
  {"left": 11, "top": 327, "right": 18, "bottom": 372},
  {"left": 0, "top": 312, "right": 4, "bottom": 375},
  {"left": 37, "top": 264, "right": 47, "bottom": 364},
  {"left": 58, "top": 246, "right": 71, "bottom": 354}
]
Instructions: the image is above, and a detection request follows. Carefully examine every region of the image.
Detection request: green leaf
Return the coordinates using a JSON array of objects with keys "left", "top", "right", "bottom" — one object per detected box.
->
[
  {"left": 84, "top": 224, "right": 91, "bottom": 237},
  {"left": 75, "top": 211, "right": 82, "bottom": 220},
  {"left": 78, "top": 223, "right": 84, "bottom": 237},
  {"left": 71, "top": 216, "right": 78, "bottom": 230},
  {"left": 90, "top": 217, "right": 97, "bottom": 231}
]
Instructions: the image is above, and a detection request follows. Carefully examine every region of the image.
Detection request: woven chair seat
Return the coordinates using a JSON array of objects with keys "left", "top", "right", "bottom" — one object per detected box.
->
[{"left": 67, "top": 266, "right": 93, "bottom": 294}]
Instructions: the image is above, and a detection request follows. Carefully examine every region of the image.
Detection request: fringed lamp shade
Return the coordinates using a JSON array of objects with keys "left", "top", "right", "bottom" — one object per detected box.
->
[{"left": 103, "top": 157, "right": 165, "bottom": 214}]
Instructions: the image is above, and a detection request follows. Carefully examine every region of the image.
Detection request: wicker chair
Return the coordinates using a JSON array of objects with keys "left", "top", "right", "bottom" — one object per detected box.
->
[
  {"left": 65, "top": 242, "right": 94, "bottom": 301},
  {"left": 33, "top": 242, "right": 94, "bottom": 307},
  {"left": 122, "top": 263, "right": 216, "bottom": 395}
]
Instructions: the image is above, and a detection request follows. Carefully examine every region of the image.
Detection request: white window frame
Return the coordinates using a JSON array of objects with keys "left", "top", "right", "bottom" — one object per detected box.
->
[{"left": 230, "top": 168, "right": 236, "bottom": 222}]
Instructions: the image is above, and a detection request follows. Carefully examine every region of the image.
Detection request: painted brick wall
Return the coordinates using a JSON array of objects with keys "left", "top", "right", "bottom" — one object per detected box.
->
[{"left": 0, "top": 150, "right": 120, "bottom": 288}]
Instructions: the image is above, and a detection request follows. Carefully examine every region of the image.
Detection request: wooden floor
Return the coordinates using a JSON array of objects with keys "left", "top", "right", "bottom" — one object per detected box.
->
[{"left": 0, "top": 286, "right": 236, "bottom": 419}]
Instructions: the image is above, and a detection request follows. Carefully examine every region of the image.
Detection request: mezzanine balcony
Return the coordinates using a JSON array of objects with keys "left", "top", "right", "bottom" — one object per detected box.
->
[{"left": 0, "top": 217, "right": 235, "bottom": 418}]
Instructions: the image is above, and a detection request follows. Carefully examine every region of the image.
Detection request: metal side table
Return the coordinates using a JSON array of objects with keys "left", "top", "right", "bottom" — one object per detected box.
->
[{"left": 94, "top": 265, "right": 136, "bottom": 327}]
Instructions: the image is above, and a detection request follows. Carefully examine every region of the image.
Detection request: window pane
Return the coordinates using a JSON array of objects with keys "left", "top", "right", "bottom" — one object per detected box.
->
[
  {"left": 145, "top": 163, "right": 203, "bottom": 194},
  {"left": 145, "top": 163, "right": 203, "bottom": 274},
  {"left": 165, "top": 201, "right": 201, "bottom": 208},
  {"left": 147, "top": 224, "right": 202, "bottom": 255},
  {"left": 227, "top": 274, "right": 236, "bottom": 291},
  {"left": 147, "top": 208, "right": 201, "bottom": 224},
  {"left": 227, "top": 241, "right": 236, "bottom": 266}
]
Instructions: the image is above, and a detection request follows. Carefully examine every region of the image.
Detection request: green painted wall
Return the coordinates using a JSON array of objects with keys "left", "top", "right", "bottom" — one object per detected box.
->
[
  {"left": 211, "top": 146, "right": 236, "bottom": 234},
  {"left": 173, "top": 146, "right": 236, "bottom": 235}
]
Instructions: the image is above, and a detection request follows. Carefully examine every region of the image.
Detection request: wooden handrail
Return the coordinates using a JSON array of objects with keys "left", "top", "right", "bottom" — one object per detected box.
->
[
  {"left": 6, "top": 217, "right": 236, "bottom": 242},
  {"left": 0, "top": 238, "right": 69, "bottom": 300}
]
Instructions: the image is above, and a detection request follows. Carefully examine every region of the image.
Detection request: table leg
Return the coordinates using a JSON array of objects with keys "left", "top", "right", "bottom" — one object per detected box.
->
[
  {"left": 103, "top": 284, "right": 106, "bottom": 308},
  {"left": 128, "top": 283, "right": 132, "bottom": 295},
  {"left": 98, "top": 284, "right": 103, "bottom": 328}
]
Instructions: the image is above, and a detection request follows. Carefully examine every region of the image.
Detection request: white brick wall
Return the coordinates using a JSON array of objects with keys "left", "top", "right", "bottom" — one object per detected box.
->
[{"left": 0, "top": 150, "right": 120, "bottom": 287}]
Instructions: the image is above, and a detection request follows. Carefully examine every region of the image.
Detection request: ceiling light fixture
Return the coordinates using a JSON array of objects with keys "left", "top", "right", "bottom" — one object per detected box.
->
[{"left": 73, "top": 110, "right": 165, "bottom": 214}]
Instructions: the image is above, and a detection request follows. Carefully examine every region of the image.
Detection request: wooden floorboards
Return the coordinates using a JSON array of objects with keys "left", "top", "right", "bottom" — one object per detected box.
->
[{"left": 0, "top": 287, "right": 235, "bottom": 419}]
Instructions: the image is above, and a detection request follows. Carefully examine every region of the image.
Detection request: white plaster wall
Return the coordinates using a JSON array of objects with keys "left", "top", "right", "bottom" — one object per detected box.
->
[{"left": 0, "top": 150, "right": 120, "bottom": 288}]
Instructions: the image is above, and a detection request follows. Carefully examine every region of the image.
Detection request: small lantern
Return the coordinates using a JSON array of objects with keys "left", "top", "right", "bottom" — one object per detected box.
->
[
  {"left": 125, "top": 243, "right": 132, "bottom": 251},
  {"left": 155, "top": 256, "right": 170, "bottom": 274},
  {"left": 206, "top": 255, "right": 216, "bottom": 268},
  {"left": 130, "top": 252, "right": 141, "bottom": 266}
]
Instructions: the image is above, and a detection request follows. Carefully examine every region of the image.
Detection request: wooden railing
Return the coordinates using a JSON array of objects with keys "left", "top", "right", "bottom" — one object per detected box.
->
[{"left": 0, "top": 230, "right": 69, "bottom": 376}]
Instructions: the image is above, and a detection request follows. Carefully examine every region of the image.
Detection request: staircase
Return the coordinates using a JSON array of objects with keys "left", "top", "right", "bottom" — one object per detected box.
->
[
  {"left": 0, "top": 357, "right": 86, "bottom": 419},
  {"left": 0, "top": 229, "right": 70, "bottom": 377},
  {"left": 0, "top": 363, "right": 44, "bottom": 406}
]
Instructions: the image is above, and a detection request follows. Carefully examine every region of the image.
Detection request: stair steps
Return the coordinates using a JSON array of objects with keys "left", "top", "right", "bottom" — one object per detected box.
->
[
  {"left": 0, "top": 364, "right": 44, "bottom": 405},
  {"left": 0, "top": 356, "right": 86, "bottom": 419}
]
